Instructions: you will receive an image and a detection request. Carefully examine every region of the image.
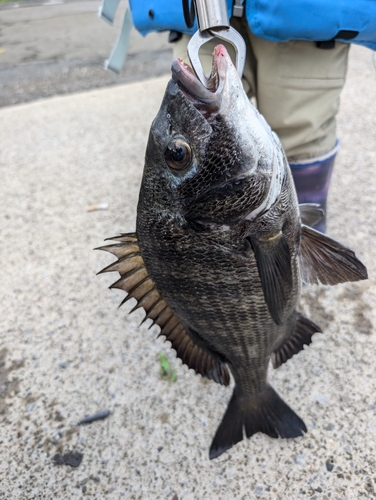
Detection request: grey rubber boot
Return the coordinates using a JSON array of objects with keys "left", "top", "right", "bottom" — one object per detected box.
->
[{"left": 289, "top": 148, "right": 337, "bottom": 233}]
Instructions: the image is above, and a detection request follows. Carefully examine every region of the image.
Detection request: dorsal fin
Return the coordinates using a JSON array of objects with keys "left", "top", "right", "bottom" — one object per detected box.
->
[{"left": 97, "top": 233, "right": 230, "bottom": 386}]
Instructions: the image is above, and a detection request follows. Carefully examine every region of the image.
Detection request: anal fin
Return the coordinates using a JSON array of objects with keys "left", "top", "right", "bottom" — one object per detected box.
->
[
  {"left": 272, "top": 313, "right": 322, "bottom": 369},
  {"left": 210, "top": 385, "right": 307, "bottom": 460},
  {"left": 97, "top": 233, "right": 230, "bottom": 386},
  {"left": 300, "top": 225, "right": 368, "bottom": 285}
]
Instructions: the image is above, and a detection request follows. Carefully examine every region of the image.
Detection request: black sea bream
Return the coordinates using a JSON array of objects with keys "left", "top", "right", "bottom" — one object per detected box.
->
[{"left": 99, "top": 45, "right": 367, "bottom": 459}]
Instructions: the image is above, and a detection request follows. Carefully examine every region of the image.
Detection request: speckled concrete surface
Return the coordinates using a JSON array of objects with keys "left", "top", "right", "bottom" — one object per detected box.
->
[{"left": 0, "top": 45, "right": 375, "bottom": 500}]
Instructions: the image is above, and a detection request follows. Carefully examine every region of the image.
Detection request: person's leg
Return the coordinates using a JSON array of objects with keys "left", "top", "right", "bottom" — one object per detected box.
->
[
  {"left": 288, "top": 144, "right": 338, "bottom": 233},
  {"left": 249, "top": 31, "right": 350, "bottom": 232}
]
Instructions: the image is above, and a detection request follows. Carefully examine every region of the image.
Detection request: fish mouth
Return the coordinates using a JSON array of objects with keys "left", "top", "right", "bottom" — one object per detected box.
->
[{"left": 171, "top": 44, "right": 228, "bottom": 115}]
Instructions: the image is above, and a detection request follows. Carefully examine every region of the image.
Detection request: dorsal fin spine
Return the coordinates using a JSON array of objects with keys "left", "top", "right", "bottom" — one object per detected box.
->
[
  {"left": 98, "top": 234, "right": 231, "bottom": 386},
  {"left": 109, "top": 265, "right": 146, "bottom": 289}
]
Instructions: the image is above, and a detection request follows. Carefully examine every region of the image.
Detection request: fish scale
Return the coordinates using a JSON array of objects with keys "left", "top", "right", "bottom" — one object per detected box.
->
[
  {"left": 99, "top": 45, "right": 367, "bottom": 459},
  {"left": 138, "top": 221, "right": 288, "bottom": 392}
]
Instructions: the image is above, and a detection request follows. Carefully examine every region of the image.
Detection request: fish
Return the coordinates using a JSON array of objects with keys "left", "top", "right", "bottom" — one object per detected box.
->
[{"left": 98, "top": 45, "right": 367, "bottom": 459}]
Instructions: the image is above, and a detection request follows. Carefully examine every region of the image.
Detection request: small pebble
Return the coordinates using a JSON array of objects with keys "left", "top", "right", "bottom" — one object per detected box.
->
[
  {"left": 326, "top": 459, "right": 334, "bottom": 472},
  {"left": 294, "top": 453, "right": 306, "bottom": 465},
  {"left": 77, "top": 409, "right": 111, "bottom": 425},
  {"left": 53, "top": 451, "right": 83, "bottom": 468}
]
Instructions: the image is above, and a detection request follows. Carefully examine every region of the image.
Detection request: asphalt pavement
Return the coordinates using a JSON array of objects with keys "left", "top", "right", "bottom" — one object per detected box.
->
[
  {"left": 0, "top": 0, "right": 172, "bottom": 107},
  {"left": 0, "top": 3, "right": 376, "bottom": 499}
]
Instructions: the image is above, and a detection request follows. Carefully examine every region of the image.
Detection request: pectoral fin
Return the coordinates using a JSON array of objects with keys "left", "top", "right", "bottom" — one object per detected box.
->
[
  {"left": 97, "top": 233, "right": 230, "bottom": 386},
  {"left": 300, "top": 225, "right": 368, "bottom": 285},
  {"left": 249, "top": 233, "right": 292, "bottom": 325},
  {"left": 299, "top": 203, "right": 324, "bottom": 227}
]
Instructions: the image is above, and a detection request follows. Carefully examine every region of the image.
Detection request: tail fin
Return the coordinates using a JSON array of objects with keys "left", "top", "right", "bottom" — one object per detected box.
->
[{"left": 209, "top": 385, "right": 307, "bottom": 459}]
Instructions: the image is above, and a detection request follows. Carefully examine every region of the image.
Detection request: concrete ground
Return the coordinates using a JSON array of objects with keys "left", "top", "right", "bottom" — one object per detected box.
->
[{"left": 0, "top": 42, "right": 376, "bottom": 499}]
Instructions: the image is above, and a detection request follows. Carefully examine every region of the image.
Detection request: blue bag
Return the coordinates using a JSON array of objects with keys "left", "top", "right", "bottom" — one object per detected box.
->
[
  {"left": 129, "top": 0, "right": 376, "bottom": 50},
  {"left": 247, "top": 0, "right": 376, "bottom": 50}
]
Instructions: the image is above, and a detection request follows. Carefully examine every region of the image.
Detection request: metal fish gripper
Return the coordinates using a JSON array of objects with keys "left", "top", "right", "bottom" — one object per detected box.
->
[{"left": 186, "top": 0, "right": 246, "bottom": 87}]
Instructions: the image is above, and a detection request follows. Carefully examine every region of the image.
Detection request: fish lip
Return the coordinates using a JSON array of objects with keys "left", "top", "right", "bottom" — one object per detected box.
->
[{"left": 171, "top": 45, "right": 228, "bottom": 113}]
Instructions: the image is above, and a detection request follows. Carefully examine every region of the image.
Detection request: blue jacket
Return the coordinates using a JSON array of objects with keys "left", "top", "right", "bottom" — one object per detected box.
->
[{"left": 129, "top": 0, "right": 376, "bottom": 50}]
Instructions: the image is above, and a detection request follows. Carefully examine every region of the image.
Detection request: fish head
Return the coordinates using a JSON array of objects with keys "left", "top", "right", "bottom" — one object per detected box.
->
[{"left": 142, "top": 45, "right": 291, "bottom": 228}]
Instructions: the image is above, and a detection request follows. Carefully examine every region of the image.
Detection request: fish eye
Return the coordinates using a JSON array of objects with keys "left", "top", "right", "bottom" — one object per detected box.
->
[{"left": 165, "top": 138, "right": 192, "bottom": 170}]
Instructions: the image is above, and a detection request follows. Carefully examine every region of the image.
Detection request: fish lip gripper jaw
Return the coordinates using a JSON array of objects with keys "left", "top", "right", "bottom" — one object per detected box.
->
[{"left": 187, "top": 0, "right": 246, "bottom": 87}]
